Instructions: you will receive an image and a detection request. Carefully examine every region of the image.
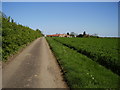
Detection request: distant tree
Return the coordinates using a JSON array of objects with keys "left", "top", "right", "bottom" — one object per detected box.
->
[
  {"left": 83, "top": 31, "right": 86, "bottom": 36},
  {"left": 11, "top": 19, "right": 14, "bottom": 23},
  {"left": 67, "top": 32, "right": 69, "bottom": 35},
  {"left": 77, "top": 34, "right": 83, "bottom": 37}
]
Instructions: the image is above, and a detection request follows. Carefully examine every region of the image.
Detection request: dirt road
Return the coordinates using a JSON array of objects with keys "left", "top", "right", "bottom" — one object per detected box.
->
[{"left": 3, "top": 37, "right": 68, "bottom": 88}]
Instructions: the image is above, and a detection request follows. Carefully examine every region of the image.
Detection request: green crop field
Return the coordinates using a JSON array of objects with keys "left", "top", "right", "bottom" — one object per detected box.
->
[
  {"left": 46, "top": 37, "right": 120, "bottom": 88},
  {"left": 52, "top": 37, "right": 120, "bottom": 75}
]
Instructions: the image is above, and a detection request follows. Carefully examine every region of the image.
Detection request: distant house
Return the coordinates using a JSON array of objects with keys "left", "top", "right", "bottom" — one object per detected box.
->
[
  {"left": 46, "top": 34, "right": 59, "bottom": 37},
  {"left": 46, "top": 34, "right": 70, "bottom": 37}
]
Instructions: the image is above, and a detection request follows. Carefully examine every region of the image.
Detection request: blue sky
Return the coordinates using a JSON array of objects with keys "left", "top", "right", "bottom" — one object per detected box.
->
[{"left": 2, "top": 2, "right": 118, "bottom": 37}]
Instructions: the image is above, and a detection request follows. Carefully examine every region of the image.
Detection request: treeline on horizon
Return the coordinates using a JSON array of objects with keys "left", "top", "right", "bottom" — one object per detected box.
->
[{"left": 1, "top": 12, "right": 43, "bottom": 61}]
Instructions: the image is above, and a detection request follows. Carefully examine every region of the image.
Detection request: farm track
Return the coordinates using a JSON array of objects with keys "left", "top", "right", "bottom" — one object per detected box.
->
[{"left": 3, "top": 37, "right": 68, "bottom": 88}]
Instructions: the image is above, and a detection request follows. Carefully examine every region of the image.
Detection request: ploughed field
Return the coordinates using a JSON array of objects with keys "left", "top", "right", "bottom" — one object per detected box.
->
[{"left": 46, "top": 37, "right": 120, "bottom": 88}]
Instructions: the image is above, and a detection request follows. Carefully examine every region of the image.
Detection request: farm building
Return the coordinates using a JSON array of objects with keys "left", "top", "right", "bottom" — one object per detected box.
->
[{"left": 46, "top": 34, "right": 70, "bottom": 37}]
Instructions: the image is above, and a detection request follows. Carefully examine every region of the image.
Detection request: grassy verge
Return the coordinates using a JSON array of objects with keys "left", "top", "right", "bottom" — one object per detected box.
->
[
  {"left": 2, "top": 39, "right": 36, "bottom": 64},
  {"left": 46, "top": 37, "right": 120, "bottom": 88}
]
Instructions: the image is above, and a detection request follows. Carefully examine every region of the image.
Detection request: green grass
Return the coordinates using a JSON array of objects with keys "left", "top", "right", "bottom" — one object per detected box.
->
[
  {"left": 52, "top": 37, "right": 120, "bottom": 75},
  {"left": 46, "top": 37, "right": 120, "bottom": 88}
]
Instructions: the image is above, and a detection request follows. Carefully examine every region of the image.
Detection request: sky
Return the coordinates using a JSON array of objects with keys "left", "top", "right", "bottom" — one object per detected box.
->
[
  {"left": 2, "top": 2, "right": 118, "bottom": 37},
  {"left": 2, "top": 0, "right": 120, "bottom": 2}
]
